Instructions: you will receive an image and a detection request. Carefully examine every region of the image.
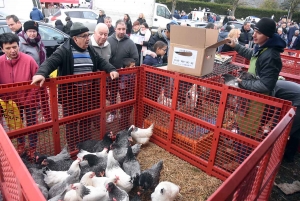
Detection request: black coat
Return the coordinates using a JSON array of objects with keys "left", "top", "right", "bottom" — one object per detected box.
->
[
  {"left": 238, "top": 26, "right": 254, "bottom": 46},
  {"left": 221, "top": 44, "right": 234, "bottom": 52},
  {"left": 137, "top": 18, "right": 146, "bottom": 25},
  {"left": 35, "top": 38, "right": 116, "bottom": 77},
  {"left": 108, "top": 26, "right": 115, "bottom": 36},
  {"left": 125, "top": 19, "right": 132, "bottom": 35},
  {"left": 63, "top": 21, "right": 73, "bottom": 35},
  {"left": 97, "top": 14, "right": 106, "bottom": 24},
  {"left": 147, "top": 29, "right": 168, "bottom": 63}
]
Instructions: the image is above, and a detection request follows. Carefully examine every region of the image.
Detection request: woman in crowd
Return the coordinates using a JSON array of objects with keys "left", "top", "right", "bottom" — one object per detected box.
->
[
  {"left": 124, "top": 14, "right": 132, "bottom": 35},
  {"left": 97, "top": 10, "right": 106, "bottom": 24},
  {"left": 221, "top": 29, "right": 241, "bottom": 52},
  {"left": 137, "top": 13, "right": 146, "bottom": 25},
  {"left": 18, "top": 20, "right": 46, "bottom": 65},
  {"left": 131, "top": 21, "right": 140, "bottom": 34},
  {"left": 140, "top": 22, "right": 152, "bottom": 59},
  {"left": 55, "top": 19, "right": 64, "bottom": 31}
]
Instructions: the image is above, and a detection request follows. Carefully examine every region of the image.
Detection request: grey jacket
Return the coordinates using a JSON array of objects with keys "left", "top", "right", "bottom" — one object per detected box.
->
[
  {"left": 107, "top": 33, "right": 139, "bottom": 69},
  {"left": 90, "top": 34, "right": 111, "bottom": 62},
  {"left": 19, "top": 36, "right": 46, "bottom": 65},
  {"left": 234, "top": 34, "right": 285, "bottom": 94}
]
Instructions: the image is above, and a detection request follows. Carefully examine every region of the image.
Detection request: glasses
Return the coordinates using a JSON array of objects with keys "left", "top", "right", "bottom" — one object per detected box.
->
[
  {"left": 77, "top": 34, "right": 89, "bottom": 39},
  {"left": 162, "top": 48, "right": 167, "bottom": 52}
]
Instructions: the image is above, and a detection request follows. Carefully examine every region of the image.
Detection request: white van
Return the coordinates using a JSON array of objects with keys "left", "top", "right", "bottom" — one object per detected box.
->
[{"left": 92, "top": 0, "right": 173, "bottom": 32}]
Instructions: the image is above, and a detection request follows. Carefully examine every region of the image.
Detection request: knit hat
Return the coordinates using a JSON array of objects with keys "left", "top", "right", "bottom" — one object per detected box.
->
[
  {"left": 24, "top": 21, "right": 39, "bottom": 32},
  {"left": 254, "top": 17, "right": 276, "bottom": 38},
  {"left": 70, "top": 22, "right": 89, "bottom": 37}
]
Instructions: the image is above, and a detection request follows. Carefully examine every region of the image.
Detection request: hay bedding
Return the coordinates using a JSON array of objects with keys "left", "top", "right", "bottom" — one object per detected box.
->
[{"left": 133, "top": 142, "right": 222, "bottom": 201}]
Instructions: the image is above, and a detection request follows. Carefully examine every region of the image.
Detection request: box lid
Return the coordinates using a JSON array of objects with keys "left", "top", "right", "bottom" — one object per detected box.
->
[{"left": 170, "top": 26, "right": 219, "bottom": 48}]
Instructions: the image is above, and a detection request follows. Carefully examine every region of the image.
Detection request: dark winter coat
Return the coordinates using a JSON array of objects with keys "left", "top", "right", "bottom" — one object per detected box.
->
[
  {"left": 97, "top": 14, "right": 106, "bottom": 24},
  {"left": 55, "top": 20, "right": 64, "bottom": 32},
  {"left": 137, "top": 18, "right": 146, "bottom": 25},
  {"left": 238, "top": 26, "right": 254, "bottom": 46},
  {"left": 63, "top": 21, "right": 73, "bottom": 35},
  {"left": 108, "top": 26, "right": 115, "bottom": 36},
  {"left": 221, "top": 44, "right": 235, "bottom": 52},
  {"left": 107, "top": 33, "right": 139, "bottom": 69},
  {"left": 30, "top": 7, "right": 44, "bottom": 21},
  {"left": 148, "top": 28, "right": 169, "bottom": 63},
  {"left": 125, "top": 19, "right": 132, "bottom": 35},
  {"left": 143, "top": 55, "right": 163, "bottom": 66},
  {"left": 234, "top": 33, "right": 286, "bottom": 94},
  {"left": 35, "top": 38, "right": 116, "bottom": 77},
  {"left": 287, "top": 26, "right": 299, "bottom": 45}
]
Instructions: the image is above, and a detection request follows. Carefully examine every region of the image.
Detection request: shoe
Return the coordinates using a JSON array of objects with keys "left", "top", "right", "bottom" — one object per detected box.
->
[
  {"left": 106, "top": 114, "right": 116, "bottom": 123},
  {"left": 17, "top": 143, "right": 26, "bottom": 155}
]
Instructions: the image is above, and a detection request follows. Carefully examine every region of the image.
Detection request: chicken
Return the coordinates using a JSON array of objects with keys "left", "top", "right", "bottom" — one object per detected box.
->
[
  {"left": 77, "top": 147, "right": 108, "bottom": 160},
  {"left": 80, "top": 153, "right": 108, "bottom": 179},
  {"left": 131, "top": 144, "right": 142, "bottom": 156},
  {"left": 122, "top": 146, "right": 141, "bottom": 186},
  {"left": 129, "top": 124, "right": 154, "bottom": 145},
  {"left": 138, "top": 160, "right": 163, "bottom": 191},
  {"left": 106, "top": 150, "right": 133, "bottom": 193},
  {"left": 151, "top": 181, "right": 181, "bottom": 201},
  {"left": 48, "top": 168, "right": 80, "bottom": 199},
  {"left": 106, "top": 182, "right": 129, "bottom": 201},
  {"left": 222, "top": 74, "right": 239, "bottom": 88},
  {"left": 115, "top": 129, "right": 133, "bottom": 148},
  {"left": 47, "top": 185, "right": 68, "bottom": 201},
  {"left": 36, "top": 155, "right": 74, "bottom": 171},
  {"left": 47, "top": 144, "right": 71, "bottom": 162},
  {"left": 80, "top": 172, "right": 116, "bottom": 188},
  {"left": 130, "top": 192, "right": 141, "bottom": 201},
  {"left": 92, "top": 131, "right": 115, "bottom": 152},
  {"left": 44, "top": 158, "right": 81, "bottom": 188},
  {"left": 77, "top": 139, "right": 100, "bottom": 152},
  {"left": 29, "top": 168, "right": 48, "bottom": 199},
  {"left": 71, "top": 183, "right": 108, "bottom": 201},
  {"left": 111, "top": 141, "right": 128, "bottom": 165}
]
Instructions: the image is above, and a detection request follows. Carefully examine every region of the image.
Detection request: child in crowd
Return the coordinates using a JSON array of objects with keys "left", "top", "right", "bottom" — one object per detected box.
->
[
  {"left": 119, "top": 58, "right": 135, "bottom": 90},
  {"left": 143, "top": 41, "right": 167, "bottom": 67}
]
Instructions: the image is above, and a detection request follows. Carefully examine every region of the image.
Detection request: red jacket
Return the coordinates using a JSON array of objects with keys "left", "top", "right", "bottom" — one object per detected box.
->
[{"left": 0, "top": 52, "right": 49, "bottom": 113}]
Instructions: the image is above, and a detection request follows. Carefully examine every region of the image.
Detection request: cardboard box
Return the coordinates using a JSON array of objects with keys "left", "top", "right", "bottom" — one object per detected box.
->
[{"left": 168, "top": 26, "right": 228, "bottom": 77}]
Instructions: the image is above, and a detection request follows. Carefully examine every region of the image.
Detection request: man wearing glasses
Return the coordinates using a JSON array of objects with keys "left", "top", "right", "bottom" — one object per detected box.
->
[{"left": 31, "top": 22, "right": 119, "bottom": 150}]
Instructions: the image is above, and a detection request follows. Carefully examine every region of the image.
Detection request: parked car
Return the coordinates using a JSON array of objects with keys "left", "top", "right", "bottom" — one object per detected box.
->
[
  {"left": 220, "top": 21, "right": 255, "bottom": 32},
  {"left": 0, "top": 22, "right": 69, "bottom": 57},
  {"left": 244, "top": 16, "right": 260, "bottom": 23},
  {"left": 50, "top": 8, "right": 98, "bottom": 34}
]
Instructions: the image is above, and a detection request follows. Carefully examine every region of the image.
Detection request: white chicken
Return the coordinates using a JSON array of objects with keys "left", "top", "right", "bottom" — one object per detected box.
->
[
  {"left": 151, "top": 181, "right": 181, "bottom": 201},
  {"left": 80, "top": 172, "right": 116, "bottom": 188},
  {"left": 44, "top": 158, "right": 81, "bottom": 188},
  {"left": 128, "top": 124, "right": 154, "bottom": 145},
  {"left": 77, "top": 147, "right": 108, "bottom": 160},
  {"left": 105, "top": 150, "right": 133, "bottom": 192},
  {"left": 71, "top": 182, "right": 108, "bottom": 201}
]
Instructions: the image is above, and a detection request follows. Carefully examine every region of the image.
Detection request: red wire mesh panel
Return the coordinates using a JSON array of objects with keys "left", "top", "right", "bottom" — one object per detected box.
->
[
  {"left": 282, "top": 48, "right": 300, "bottom": 57},
  {"left": 221, "top": 51, "right": 250, "bottom": 65},
  {"left": 280, "top": 55, "right": 300, "bottom": 76}
]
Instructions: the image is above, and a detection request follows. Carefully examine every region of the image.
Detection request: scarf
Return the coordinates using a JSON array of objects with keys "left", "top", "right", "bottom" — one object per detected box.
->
[
  {"left": 18, "top": 31, "right": 46, "bottom": 64},
  {"left": 70, "top": 38, "right": 87, "bottom": 52}
]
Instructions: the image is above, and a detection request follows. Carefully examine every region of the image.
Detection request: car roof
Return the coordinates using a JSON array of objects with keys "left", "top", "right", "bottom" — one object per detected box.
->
[{"left": 60, "top": 8, "right": 95, "bottom": 12}]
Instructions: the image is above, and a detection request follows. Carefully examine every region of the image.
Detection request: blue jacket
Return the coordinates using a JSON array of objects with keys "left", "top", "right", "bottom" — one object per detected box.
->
[
  {"left": 30, "top": 7, "right": 44, "bottom": 21},
  {"left": 143, "top": 55, "right": 163, "bottom": 66}
]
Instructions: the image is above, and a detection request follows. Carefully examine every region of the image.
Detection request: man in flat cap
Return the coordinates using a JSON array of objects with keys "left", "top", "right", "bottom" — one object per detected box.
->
[{"left": 31, "top": 22, "right": 119, "bottom": 149}]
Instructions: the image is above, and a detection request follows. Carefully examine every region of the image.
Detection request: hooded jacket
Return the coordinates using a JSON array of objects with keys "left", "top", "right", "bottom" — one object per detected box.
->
[
  {"left": 143, "top": 55, "right": 163, "bottom": 66},
  {"left": 234, "top": 33, "right": 286, "bottom": 94},
  {"left": 107, "top": 33, "right": 139, "bottom": 68},
  {"left": 30, "top": 7, "right": 44, "bottom": 21},
  {"left": 35, "top": 38, "right": 116, "bottom": 77},
  {"left": 89, "top": 34, "right": 111, "bottom": 62},
  {"left": 148, "top": 27, "right": 169, "bottom": 63}
]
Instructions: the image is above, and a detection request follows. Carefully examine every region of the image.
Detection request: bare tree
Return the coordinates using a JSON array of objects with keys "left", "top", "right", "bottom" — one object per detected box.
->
[
  {"left": 231, "top": 0, "right": 240, "bottom": 16},
  {"left": 171, "top": 0, "right": 177, "bottom": 14},
  {"left": 288, "top": 0, "right": 300, "bottom": 19}
]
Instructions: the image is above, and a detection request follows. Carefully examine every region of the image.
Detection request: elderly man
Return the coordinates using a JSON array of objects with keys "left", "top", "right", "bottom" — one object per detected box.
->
[
  {"left": 90, "top": 23, "right": 111, "bottom": 62},
  {"left": 238, "top": 21, "right": 254, "bottom": 46},
  {"left": 31, "top": 22, "right": 119, "bottom": 149},
  {"left": 6, "top": 15, "right": 22, "bottom": 34},
  {"left": 277, "top": 27, "right": 287, "bottom": 45}
]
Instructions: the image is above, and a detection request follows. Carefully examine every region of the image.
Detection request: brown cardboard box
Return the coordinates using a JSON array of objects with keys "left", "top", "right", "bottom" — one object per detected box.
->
[{"left": 168, "top": 26, "right": 228, "bottom": 77}]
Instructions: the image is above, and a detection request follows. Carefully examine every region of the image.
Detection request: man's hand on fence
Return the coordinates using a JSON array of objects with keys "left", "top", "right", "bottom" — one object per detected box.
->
[
  {"left": 31, "top": 75, "right": 46, "bottom": 87},
  {"left": 110, "top": 71, "right": 119, "bottom": 80}
]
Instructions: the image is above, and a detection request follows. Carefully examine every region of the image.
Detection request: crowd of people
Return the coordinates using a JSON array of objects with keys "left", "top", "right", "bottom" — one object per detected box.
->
[{"left": 0, "top": 11, "right": 299, "bottom": 163}]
